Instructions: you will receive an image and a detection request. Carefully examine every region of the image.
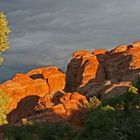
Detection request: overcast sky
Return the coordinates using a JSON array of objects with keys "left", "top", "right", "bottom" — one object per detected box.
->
[{"left": 0, "top": 0, "right": 140, "bottom": 82}]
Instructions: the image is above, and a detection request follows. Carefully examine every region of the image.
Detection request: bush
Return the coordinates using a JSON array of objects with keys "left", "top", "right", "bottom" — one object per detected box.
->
[
  {"left": 0, "top": 91, "right": 9, "bottom": 125},
  {"left": 4, "top": 122, "right": 77, "bottom": 140},
  {"left": 86, "top": 96, "right": 101, "bottom": 110}
]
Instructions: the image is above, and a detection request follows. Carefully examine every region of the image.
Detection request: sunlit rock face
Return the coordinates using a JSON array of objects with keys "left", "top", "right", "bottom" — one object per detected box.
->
[
  {"left": 66, "top": 41, "right": 140, "bottom": 98},
  {"left": 27, "top": 66, "right": 66, "bottom": 91},
  {"left": 0, "top": 66, "right": 66, "bottom": 113},
  {"left": 66, "top": 50, "right": 91, "bottom": 92},
  {"left": 66, "top": 50, "right": 107, "bottom": 93}
]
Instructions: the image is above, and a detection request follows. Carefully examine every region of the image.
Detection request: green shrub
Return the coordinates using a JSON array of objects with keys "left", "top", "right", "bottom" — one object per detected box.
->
[
  {"left": 4, "top": 122, "right": 77, "bottom": 140},
  {"left": 75, "top": 106, "right": 119, "bottom": 140},
  {"left": 86, "top": 96, "right": 101, "bottom": 110},
  {"left": 135, "top": 76, "right": 140, "bottom": 88}
]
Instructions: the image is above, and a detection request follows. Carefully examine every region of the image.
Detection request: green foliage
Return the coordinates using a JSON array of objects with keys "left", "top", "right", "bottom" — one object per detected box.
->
[
  {"left": 129, "top": 85, "right": 138, "bottom": 94},
  {"left": 101, "top": 96, "right": 123, "bottom": 110},
  {"left": 101, "top": 105, "right": 115, "bottom": 111},
  {"left": 75, "top": 107, "right": 118, "bottom": 140},
  {"left": 4, "top": 122, "right": 77, "bottom": 140},
  {"left": 0, "top": 90, "right": 9, "bottom": 125},
  {"left": 86, "top": 96, "right": 101, "bottom": 110},
  {"left": 135, "top": 76, "right": 140, "bottom": 90},
  {"left": 77, "top": 107, "right": 140, "bottom": 140},
  {"left": 0, "top": 12, "right": 10, "bottom": 64}
]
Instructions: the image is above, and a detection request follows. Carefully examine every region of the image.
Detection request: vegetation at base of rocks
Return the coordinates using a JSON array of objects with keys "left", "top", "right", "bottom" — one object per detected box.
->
[
  {"left": 0, "top": 91, "right": 9, "bottom": 125},
  {"left": 4, "top": 122, "right": 77, "bottom": 140},
  {"left": 134, "top": 76, "right": 140, "bottom": 91},
  {"left": 75, "top": 77, "right": 140, "bottom": 140},
  {"left": 3, "top": 77, "right": 140, "bottom": 140},
  {"left": 75, "top": 106, "right": 140, "bottom": 140},
  {"left": 0, "top": 12, "right": 10, "bottom": 64},
  {"left": 86, "top": 96, "right": 101, "bottom": 109}
]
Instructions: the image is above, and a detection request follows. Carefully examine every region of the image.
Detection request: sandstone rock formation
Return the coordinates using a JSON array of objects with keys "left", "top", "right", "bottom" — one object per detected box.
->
[
  {"left": 66, "top": 41, "right": 140, "bottom": 97},
  {"left": 27, "top": 66, "right": 66, "bottom": 91},
  {"left": 66, "top": 50, "right": 106, "bottom": 93},
  {"left": 0, "top": 41, "right": 140, "bottom": 126},
  {"left": 27, "top": 92, "right": 89, "bottom": 126},
  {"left": 104, "top": 43, "right": 140, "bottom": 83},
  {"left": 0, "top": 66, "right": 66, "bottom": 112},
  {"left": 8, "top": 91, "right": 89, "bottom": 126}
]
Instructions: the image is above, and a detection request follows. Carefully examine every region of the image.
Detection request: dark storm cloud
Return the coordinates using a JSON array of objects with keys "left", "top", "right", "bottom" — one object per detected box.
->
[{"left": 0, "top": 0, "right": 140, "bottom": 82}]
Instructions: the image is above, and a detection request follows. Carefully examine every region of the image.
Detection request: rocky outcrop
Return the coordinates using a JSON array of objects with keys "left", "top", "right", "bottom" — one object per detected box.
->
[
  {"left": 8, "top": 91, "right": 89, "bottom": 126},
  {"left": 36, "top": 91, "right": 89, "bottom": 111},
  {"left": 0, "top": 40, "right": 140, "bottom": 126},
  {"left": 104, "top": 42, "right": 140, "bottom": 83},
  {"left": 27, "top": 92, "right": 89, "bottom": 126},
  {"left": 66, "top": 41, "right": 140, "bottom": 98},
  {"left": 66, "top": 50, "right": 91, "bottom": 91},
  {"left": 27, "top": 67, "right": 66, "bottom": 91},
  {"left": 0, "top": 66, "right": 66, "bottom": 112},
  {"left": 35, "top": 90, "right": 65, "bottom": 110},
  {"left": 66, "top": 50, "right": 106, "bottom": 93},
  {"left": 101, "top": 81, "right": 131, "bottom": 98}
]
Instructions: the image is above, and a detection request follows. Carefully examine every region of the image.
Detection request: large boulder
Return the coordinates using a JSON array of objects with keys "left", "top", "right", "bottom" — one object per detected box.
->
[
  {"left": 66, "top": 50, "right": 91, "bottom": 91},
  {"left": 27, "top": 66, "right": 66, "bottom": 91},
  {"left": 27, "top": 91, "right": 89, "bottom": 126},
  {"left": 66, "top": 50, "right": 106, "bottom": 93}
]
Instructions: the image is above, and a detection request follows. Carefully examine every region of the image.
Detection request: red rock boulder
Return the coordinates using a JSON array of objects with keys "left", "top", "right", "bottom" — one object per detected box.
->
[
  {"left": 66, "top": 50, "right": 106, "bottom": 93},
  {"left": 27, "top": 92, "right": 89, "bottom": 126},
  {"left": 0, "top": 66, "right": 66, "bottom": 114}
]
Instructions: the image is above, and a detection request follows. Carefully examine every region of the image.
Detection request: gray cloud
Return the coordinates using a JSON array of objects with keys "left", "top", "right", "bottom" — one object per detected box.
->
[{"left": 0, "top": 0, "right": 140, "bottom": 82}]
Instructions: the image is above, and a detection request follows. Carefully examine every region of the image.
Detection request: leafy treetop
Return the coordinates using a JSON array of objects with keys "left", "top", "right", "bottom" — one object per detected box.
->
[{"left": 0, "top": 12, "right": 10, "bottom": 64}]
